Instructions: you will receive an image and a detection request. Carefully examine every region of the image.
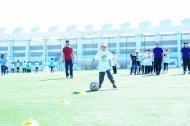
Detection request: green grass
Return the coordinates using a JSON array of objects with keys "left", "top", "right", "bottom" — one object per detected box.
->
[{"left": 0, "top": 69, "right": 190, "bottom": 126}]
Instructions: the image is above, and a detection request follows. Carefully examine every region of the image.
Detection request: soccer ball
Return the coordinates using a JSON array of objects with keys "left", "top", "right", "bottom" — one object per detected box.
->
[{"left": 90, "top": 82, "right": 99, "bottom": 91}]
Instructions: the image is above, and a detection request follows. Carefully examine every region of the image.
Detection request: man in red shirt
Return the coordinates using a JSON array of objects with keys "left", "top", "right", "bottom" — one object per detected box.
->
[{"left": 63, "top": 40, "right": 74, "bottom": 78}]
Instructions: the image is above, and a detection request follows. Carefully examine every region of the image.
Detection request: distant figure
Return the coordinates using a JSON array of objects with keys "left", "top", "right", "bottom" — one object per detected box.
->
[
  {"left": 0, "top": 54, "right": 7, "bottom": 75},
  {"left": 22, "top": 61, "right": 26, "bottom": 73},
  {"left": 49, "top": 58, "right": 55, "bottom": 73},
  {"left": 181, "top": 42, "right": 190, "bottom": 75},
  {"left": 163, "top": 49, "right": 170, "bottom": 73},
  {"left": 16, "top": 60, "right": 20, "bottom": 73},
  {"left": 62, "top": 40, "right": 74, "bottom": 78},
  {"left": 153, "top": 42, "right": 164, "bottom": 75},
  {"left": 26, "top": 61, "right": 32, "bottom": 73},
  {"left": 35, "top": 61, "right": 39, "bottom": 73},
  {"left": 11, "top": 62, "right": 15, "bottom": 73},
  {"left": 111, "top": 51, "right": 117, "bottom": 74},
  {"left": 130, "top": 50, "right": 137, "bottom": 75}
]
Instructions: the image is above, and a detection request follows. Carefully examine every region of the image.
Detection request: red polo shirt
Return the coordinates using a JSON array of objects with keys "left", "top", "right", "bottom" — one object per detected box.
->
[{"left": 63, "top": 46, "right": 73, "bottom": 60}]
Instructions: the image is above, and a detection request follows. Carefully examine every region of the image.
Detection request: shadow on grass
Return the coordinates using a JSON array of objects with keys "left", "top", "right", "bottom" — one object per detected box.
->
[
  {"left": 142, "top": 74, "right": 158, "bottom": 77},
  {"left": 39, "top": 78, "right": 67, "bottom": 81},
  {"left": 172, "top": 74, "right": 185, "bottom": 76},
  {"left": 72, "top": 89, "right": 117, "bottom": 95}
]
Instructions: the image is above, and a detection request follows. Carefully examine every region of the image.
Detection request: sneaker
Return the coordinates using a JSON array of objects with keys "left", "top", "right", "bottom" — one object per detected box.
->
[
  {"left": 66, "top": 76, "right": 69, "bottom": 79},
  {"left": 99, "top": 84, "right": 102, "bottom": 89},
  {"left": 183, "top": 72, "right": 186, "bottom": 75},
  {"left": 188, "top": 72, "right": 190, "bottom": 75},
  {"left": 70, "top": 76, "right": 74, "bottom": 79},
  {"left": 113, "top": 84, "right": 117, "bottom": 88}
]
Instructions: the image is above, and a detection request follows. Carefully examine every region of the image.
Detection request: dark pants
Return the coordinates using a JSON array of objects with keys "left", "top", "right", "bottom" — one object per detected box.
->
[
  {"left": 183, "top": 58, "right": 190, "bottom": 72},
  {"left": 99, "top": 69, "right": 115, "bottom": 85},
  {"left": 23, "top": 68, "right": 26, "bottom": 73},
  {"left": 164, "top": 63, "right": 169, "bottom": 71},
  {"left": 130, "top": 61, "right": 137, "bottom": 75},
  {"left": 137, "top": 61, "right": 141, "bottom": 74},
  {"left": 1, "top": 65, "right": 6, "bottom": 75},
  {"left": 154, "top": 58, "right": 162, "bottom": 75},
  {"left": 151, "top": 62, "right": 155, "bottom": 73},
  {"left": 11, "top": 68, "right": 14, "bottom": 73},
  {"left": 142, "top": 65, "right": 145, "bottom": 74},
  {"left": 35, "top": 67, "right": 38, "bottom": 73},
  {"left": 65, "top": 60, "right": 73, "bottom": 77},
  {"left": 16, "top": 67, "right": 20, "bottom": 73},
  {"left": 112, "top": 66, "right": 117, "bottom": 74},
  {"left": 50, "top": 67, "right": 54, "bottom": 73},
  {"left": 145, "top": 66, "right": 152, "bottom": 74}
]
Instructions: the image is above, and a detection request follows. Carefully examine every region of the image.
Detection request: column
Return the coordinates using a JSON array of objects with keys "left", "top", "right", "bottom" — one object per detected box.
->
[{"left": 176, "top": 33, "right": 182, "bottom": 67}]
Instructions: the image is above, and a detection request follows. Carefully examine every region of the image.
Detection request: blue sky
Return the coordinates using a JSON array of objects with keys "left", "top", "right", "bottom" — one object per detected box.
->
[{"left": 0, "top": 0, "right": 189, "bottom": 33}]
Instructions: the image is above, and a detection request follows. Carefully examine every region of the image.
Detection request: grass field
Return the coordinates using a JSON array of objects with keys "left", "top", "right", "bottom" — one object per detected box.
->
[{"left": 0, "top": 69, "right": 190, "bottom": 126}]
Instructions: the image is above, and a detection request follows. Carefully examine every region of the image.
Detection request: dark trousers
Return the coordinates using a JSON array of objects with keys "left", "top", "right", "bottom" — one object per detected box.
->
[
  {"left": 65, "top": 60, "right": 73, "bottom": 77},
  {"left": 142, "top": 65, "right": 145, "bottom": 74},
  {"left": 50, "top": 67, "right": 54, "bottom": 73},
  {"left": 1, "top": 65, "right": 6, "bottom": 75},
  {"left": 145, "top": 66, "right": 152, "bottom": 74},
  {"left": 16, "top": 67, "right": 19, "bottom": 73},
  {"left": 11, "top": 68, "right": 14, "bottom": 73},
  {"left": 130, "top": 61, "right": 137, "bottom": 75},
  {"left": 151, "top": 62, "right": 155, "bottom": 73},
  {"left": 35, "top": 67, "right": 38, "bottom": 73},
  {"left": 183, "top": 58, "right": 190, "bottom": 72},
  {"left": 137, "top": 61, "right": 141, "bottom": 74},
  {"left": 154, "top": 58, "right": 162, "bottom": 74},
  {"left": 112, "top": 66, "right": 117, "bottom": 74},
  {"left": 99, "top": 69, "right": 115, "bottom": 85},
  {"left": 23, "top": 68, "right": 26, "bottom": 73},
  {"left": 164, "top": 63, "right": 169, "bottom": 71}
]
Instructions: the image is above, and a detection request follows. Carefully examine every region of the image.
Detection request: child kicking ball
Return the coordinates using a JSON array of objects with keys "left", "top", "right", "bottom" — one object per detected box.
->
[{"left": 90, "top": 42, "right": 117, "bottom": 89}]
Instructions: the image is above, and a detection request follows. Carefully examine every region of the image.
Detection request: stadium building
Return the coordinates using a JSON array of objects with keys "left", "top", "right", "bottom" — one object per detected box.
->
[{"left": 1, "top": 21, "right": 190, "bottom": 70}]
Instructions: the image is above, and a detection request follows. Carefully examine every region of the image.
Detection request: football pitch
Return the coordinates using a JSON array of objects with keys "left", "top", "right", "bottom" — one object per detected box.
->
[{"left": 0, "top": 69, "right": 190, "bottom": 126}]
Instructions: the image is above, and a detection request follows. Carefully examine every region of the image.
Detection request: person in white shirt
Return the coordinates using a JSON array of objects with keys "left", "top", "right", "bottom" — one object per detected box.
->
[
  {"left": 111, "top": 51, "right": 118, "bottom": 74},
  {"left": 90, "top": 42, "right": 117, "bottom": 89},
  {"left": 136, "top": 49, "right": 143, "bottom": 74},
  {"left": 11, "top": 62, "right": 15, "bottom": 73},
  {"left": 144, "top": 49, "right": 153, "bottom": 74},
  {"left": 163, "top": 48, "right": 170, "bottom": 73},
  {"left": 22, "top": 61, "right": 26, "bottom": 73},
  {"left": 35, "top": 61, "right": 39, "bottom": 73},
  {"left": 16, "top": 60, "right": 20, "bottom": 73},
  {"left": 141, "top": 50, "right": 147, "bottom": 74}
]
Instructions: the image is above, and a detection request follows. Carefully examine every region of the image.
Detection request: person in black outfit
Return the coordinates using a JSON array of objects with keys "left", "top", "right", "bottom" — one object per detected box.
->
[
  {"left": 181, "top": 42, "right": 190, "bottom": 74},
  {"left": 153, "top": 42, "right": 164, "bottom": 75},
  {"left": 130, "top": 51, "right": 137, "bottom": 75}
]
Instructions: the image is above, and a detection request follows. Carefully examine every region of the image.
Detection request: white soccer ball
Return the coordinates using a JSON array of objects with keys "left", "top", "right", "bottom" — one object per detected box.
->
[{"left": 90, "top": 82, "right": 99, "bottom": 91}]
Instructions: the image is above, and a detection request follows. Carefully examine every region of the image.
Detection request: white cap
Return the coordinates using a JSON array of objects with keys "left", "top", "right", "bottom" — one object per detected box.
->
[{"left": 100, "top": 42, "right": 108, "bottom": 47}]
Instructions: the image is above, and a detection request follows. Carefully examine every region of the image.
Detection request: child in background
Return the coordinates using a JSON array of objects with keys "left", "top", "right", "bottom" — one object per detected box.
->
[
  {"left": 22, "top": 61, "right": 26, "bottom": 73},
  {"left": 111, "top": 51, "right": 118, "bottom": 74},
  {"left": 49, "top": 58, "right": 55, "bottom": 73},
  {"left": 90, "top": 42, "right": 117, "bottom": 89},
  {"left": 16, "top": 60, "right": 20, "bottom": 73},
  {"left": 163, "top": 48, "right": 170, "bottom": 73},
  {"left": 35, "top": 61, "right": 39, "bottom": 73},
  {"left": 130, "top": 50, "right": 137, "bottom": 75},
  {"left": 26, "top": 61, "right": 32, "bottom": 73},
  {"left": 11, "top": 62, "right": 15, "bottom": 73}
]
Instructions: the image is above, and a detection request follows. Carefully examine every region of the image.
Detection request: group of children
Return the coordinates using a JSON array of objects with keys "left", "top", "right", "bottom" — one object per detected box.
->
[
  {"left": 130, "top": 48, "right": 170, "bottom": 75},
  {"left": 0, "top": 56, "right": 55, "bottom": 75}
]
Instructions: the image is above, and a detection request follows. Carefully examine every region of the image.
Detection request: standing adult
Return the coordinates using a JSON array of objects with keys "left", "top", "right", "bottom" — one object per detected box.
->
[
  {"left": 0, "top": 54, "right": 7, "bottom": 75},
  {"left": 62, "top": 40, "right": 74, "bottom": 78},
  {"left": 181, "top": 42, "right": 190, "bottom": 74},
  {"left": 153, "top": 42, "right": 164, "bottom": 75}
]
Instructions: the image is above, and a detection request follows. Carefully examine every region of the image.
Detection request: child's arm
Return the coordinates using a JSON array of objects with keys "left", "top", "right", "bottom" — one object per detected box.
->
[{"left": 90, "top": 59, "right": 95, "bottom": 69}]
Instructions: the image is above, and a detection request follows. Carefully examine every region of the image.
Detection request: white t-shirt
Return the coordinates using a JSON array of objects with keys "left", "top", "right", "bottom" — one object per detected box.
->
[
  {"left": 144, "top": 53, "right": 153, "bottom": 66},
  {"left": 22, "top": 62, "right": 26, "bottom": 68},
  {"left": 16, "top": 62, "right": 20, "bottom": 67},
  {"left": 111, "top": 54, "right": 117, "bottom": 66},
  {"left": 94, "top": 50, "right": 112, "bottom": 72},
  {"left": 35, "top": 62, "right": 39, "bottom": 67},
  {"left": 164, "top": 52, "right": 170, "bottom": 63},
  {"left": 11, "top": 64, "right": 15, "bottom": 69}
]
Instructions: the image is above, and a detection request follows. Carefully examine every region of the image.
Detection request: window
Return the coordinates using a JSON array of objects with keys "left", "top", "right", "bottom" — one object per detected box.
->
[
  {"left": 47, "top": 45, "right": 61, "bottom": 50},
  {"left": 30, "top": 46, "right": 43, "bottom": 50},
  {"left": 13, "top": 46, "right": 26, "bottom": 51},
  {"left": 31, "top": 52, "right": 43, "bottom": 57}
]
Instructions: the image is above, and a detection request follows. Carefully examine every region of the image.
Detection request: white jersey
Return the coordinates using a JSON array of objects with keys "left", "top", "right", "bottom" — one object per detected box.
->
[
  {"left": 140, "top": 53, "right": 147, "bottom": 66},
  {"left": 35, "top": 62, "right": 39, "bottom": 67},
  {"left": 16, "top": 62, "right": 20, "bottom": 67},
  {"left": 22, "top": 62, "right": 26, "bottom": 68},
  {"left": 94, "top": 50, "right": 112, "bottom": 72},
  {"left": 164, "top": 52, "right": 170, "bottom": 63},
  {"left": 144, "top": 53, "right": 153, "bottom": 66},
  {"left": 111, "top": 55, "right": 117, "bottom": 66},
  {"left": 11, "top": 64, "right": 15, "bottom": 69}
]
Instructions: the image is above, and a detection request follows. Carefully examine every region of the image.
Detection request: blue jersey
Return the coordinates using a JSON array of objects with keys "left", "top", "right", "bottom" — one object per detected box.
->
[{"left": 0, "top": 57, "right": 7, "bottom": 66}]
